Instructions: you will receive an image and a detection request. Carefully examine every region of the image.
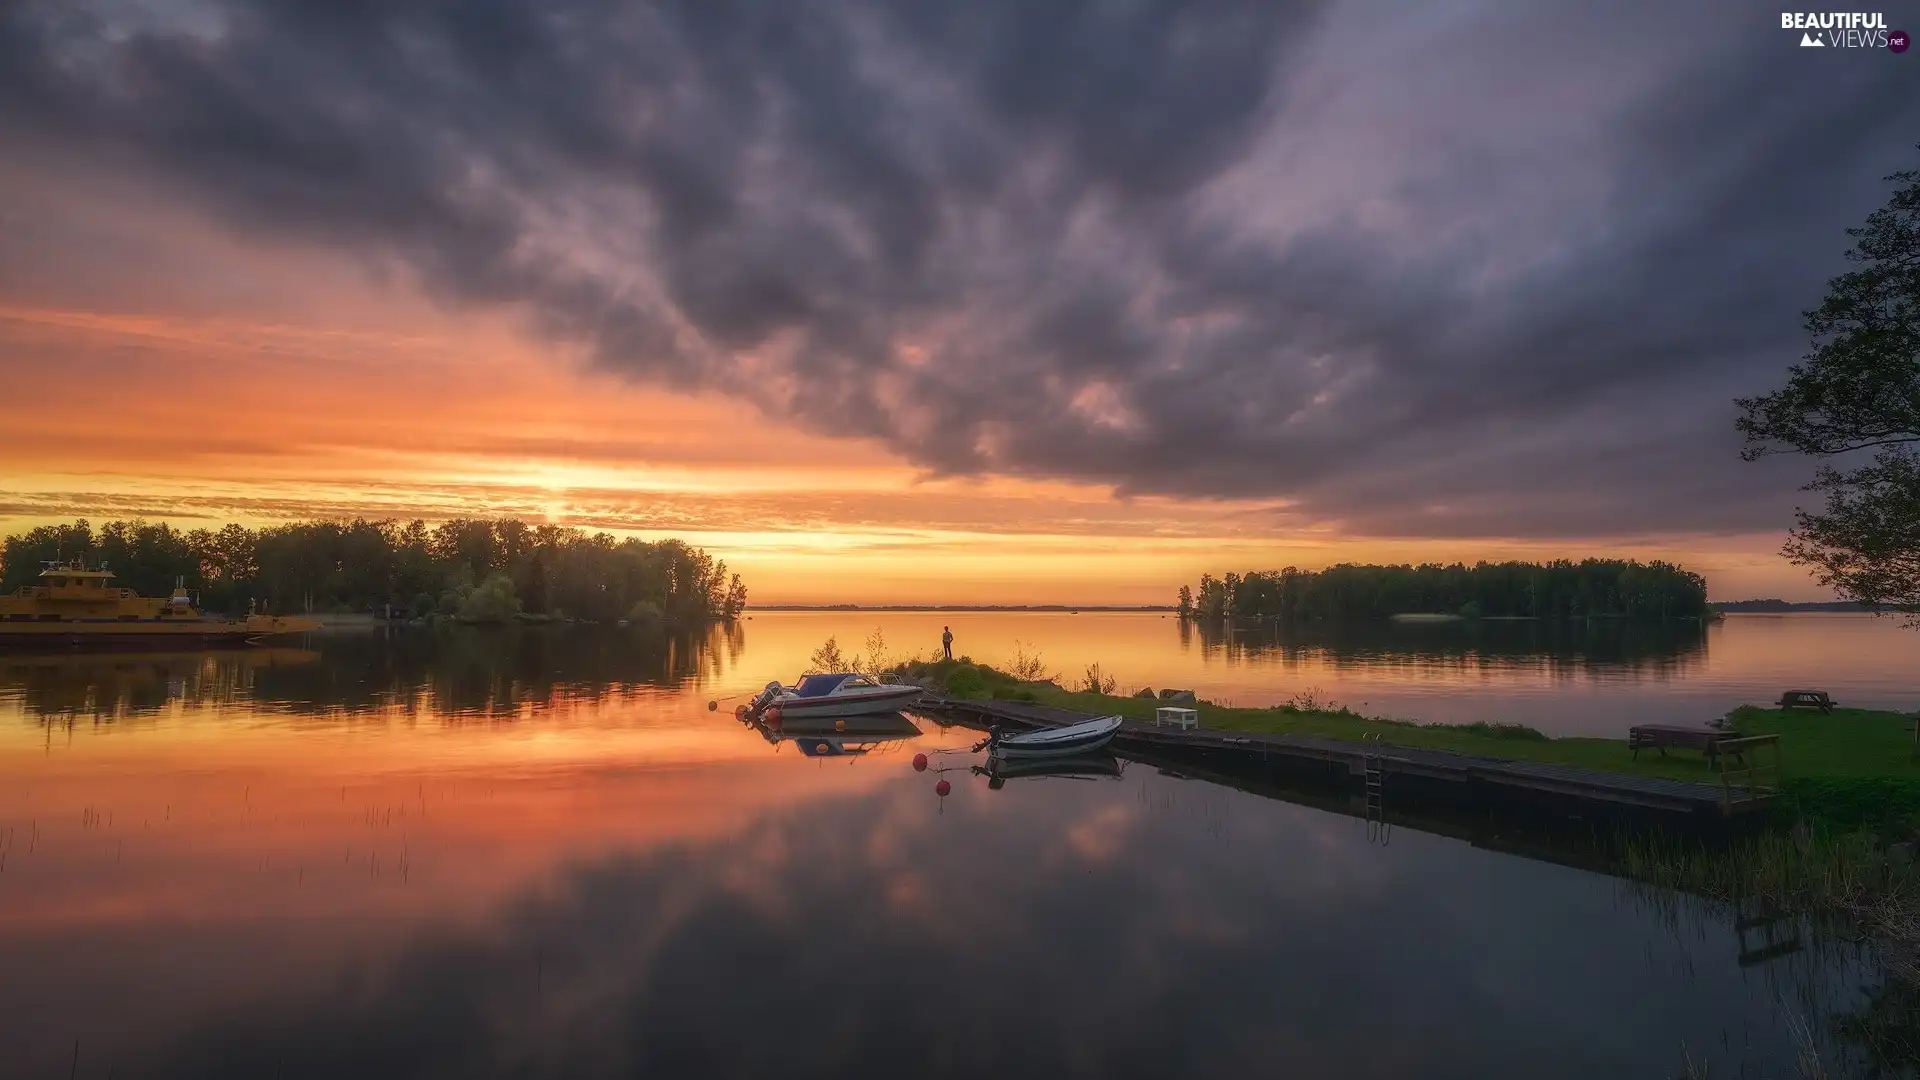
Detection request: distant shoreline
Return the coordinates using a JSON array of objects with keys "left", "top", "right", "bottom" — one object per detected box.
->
[
  {"left": 747, "top": 605, "right": 1178, "bottom": 612},
  {"left": 1711, "top": 600, "right": 1873, "bottom": 613}
]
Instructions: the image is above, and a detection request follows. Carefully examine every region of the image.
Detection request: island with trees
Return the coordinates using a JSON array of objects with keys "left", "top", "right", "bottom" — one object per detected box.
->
[
  {"left": 1176, "top": 559, "right": 1710, "bottom": 622},
  {"left": 0, "top": 518, "right": 747, "bottom": 626}
]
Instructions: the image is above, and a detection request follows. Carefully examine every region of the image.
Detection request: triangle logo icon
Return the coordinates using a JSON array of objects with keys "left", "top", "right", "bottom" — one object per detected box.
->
[{"left": 1800, "top": 31, "right": 1824, "bottom": 46}]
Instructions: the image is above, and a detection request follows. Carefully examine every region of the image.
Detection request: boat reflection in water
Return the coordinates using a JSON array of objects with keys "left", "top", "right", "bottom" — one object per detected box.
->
[
  {"left": 742, "top": 709, "right": 925, "bottom": 759},
  {"left": 973, "top": 749, "right": 1125, "bottom": 790}
]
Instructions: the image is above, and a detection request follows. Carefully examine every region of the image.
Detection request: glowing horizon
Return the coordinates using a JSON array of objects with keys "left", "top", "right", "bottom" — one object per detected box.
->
[{"left": 0, "top": 297, "right": 1823, "bottom": 604}]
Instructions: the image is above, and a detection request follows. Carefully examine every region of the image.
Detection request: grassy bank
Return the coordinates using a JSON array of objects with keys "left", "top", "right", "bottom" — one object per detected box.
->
[{"left": 902, "top": 657, "right": 1920, "bottom": 814}]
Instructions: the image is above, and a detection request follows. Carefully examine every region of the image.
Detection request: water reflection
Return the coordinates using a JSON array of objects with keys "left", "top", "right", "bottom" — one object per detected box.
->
[
  {"left": 742, "top": 710, "right": 925, "bottom": 759},
  {"left": 0, "top": 628, "right": 1905, "bottom": 1078},
  {"left": 1184, "top": 615, "right": 1711, "bottom": 679},
  {"left": 973, "top": 749, "right": 1126, "bottom": 788},
  {"left": 0, "top": 736, "right": 1879, "bottom": 1079},
  {"left": 7, "top": 612, "right": 1916, "bottom": 740},
  {"left": 1, "top": 623, "right": 745, "bottom": 725}
]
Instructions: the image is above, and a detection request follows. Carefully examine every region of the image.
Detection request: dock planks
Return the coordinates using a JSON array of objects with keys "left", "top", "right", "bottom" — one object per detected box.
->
[{"left": 919, "top": 696, "right": 1773, "bottom": 822}]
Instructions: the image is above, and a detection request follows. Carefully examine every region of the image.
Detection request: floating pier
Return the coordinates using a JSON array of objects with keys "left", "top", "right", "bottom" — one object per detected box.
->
[{"left": 920, "top": 697, "right": 1775, "bottom": 829}]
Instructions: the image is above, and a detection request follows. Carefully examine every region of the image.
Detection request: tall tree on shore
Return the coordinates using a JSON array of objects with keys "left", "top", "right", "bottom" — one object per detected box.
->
[{"left": 1738, "top": 150, "right": 1920, "bottom": 625}]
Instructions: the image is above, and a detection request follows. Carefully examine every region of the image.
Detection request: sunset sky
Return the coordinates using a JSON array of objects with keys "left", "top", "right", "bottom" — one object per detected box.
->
[{"left": 1, "top": 1, "right": 1915, "bottom": 604}]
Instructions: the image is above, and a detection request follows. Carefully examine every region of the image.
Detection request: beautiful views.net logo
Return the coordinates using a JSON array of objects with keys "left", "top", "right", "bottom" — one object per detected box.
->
[{"left": 1781, "top": 11, "right": 1910, "bottom": 50}]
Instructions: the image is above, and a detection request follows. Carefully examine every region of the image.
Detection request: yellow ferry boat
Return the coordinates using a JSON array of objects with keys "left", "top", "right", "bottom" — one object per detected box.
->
[{"left": 0, "top": 561, "right": 320, "bottom": 646}]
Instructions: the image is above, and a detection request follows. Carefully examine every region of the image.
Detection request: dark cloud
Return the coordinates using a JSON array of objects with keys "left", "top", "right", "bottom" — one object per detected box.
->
[{"left": 0, "top": 0, "right": 1914, "bottom": 535}]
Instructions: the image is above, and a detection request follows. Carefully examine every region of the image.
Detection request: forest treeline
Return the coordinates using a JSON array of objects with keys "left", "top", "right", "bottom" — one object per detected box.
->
[
  {"left": 1177, "top": 560, "right": 1710, "bottom": 621},
  {"left": 1, "top": 518, "right": 747, "bottom": 625}
]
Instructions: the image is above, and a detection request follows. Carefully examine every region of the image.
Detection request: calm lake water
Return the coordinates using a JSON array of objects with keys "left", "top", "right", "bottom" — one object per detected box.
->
[
  {"left": 748, "top": 610, "right": 1920, "bottom": 736},
  {"left": 0, "top": 613, "right": 1912, "bottom": 1078}
]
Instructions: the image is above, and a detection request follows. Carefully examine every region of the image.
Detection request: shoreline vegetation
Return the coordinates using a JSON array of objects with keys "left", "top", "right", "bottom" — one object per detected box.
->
[
  {"left": 1177, "top": 559, "right": 1711, "bottom": 621},
  {"left": 1, "top": 518, "right": 748, "bottom": 627},
  {"left": 1712, "top": 599, "right": 1877, "bottom": 613},
  {"left": 752, "top": 604, "right": 1176, "bottom": 612},
  {"left": 879, "top": 646, "right": 1920, "bottom": 1052}
]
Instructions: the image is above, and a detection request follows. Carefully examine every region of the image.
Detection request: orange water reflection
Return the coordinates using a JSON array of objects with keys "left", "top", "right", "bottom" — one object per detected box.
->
[{"left": 0, "top": 623, "right": 1888, "bottom": 1077}]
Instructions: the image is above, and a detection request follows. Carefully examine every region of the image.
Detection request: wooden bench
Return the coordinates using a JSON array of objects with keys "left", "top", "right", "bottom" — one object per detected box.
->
[
  {"left": 1629, "top": 725, "right": 1748, "bottom": 764},
  {"left": 1778, "top": 690, "right": 1834, "bottom": 713}
]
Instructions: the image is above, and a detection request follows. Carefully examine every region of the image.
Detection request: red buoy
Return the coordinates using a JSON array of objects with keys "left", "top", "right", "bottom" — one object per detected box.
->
[
  {"left": 935, "top": 779, "right": 951, "bottom": 797},
  {"left": 735, "top": 704, "right": 748, "bottom": 720},
  {"left": 835, "top": 719, "right": 847, "bottom": 731},
  {"left": 912, "top": 753, "right": 929, "bottom": 772},
  {"left": 707, "top": 700, "right": 718, "bottom": 711}
]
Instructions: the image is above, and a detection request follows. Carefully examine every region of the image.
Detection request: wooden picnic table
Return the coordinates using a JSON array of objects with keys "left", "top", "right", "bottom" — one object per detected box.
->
[
  {"left": 1629, "top": 724, "right": 1751, "bottom": 764},
  {"left": 1778, "top": 690, "right": 1835, "bottom": 713}
]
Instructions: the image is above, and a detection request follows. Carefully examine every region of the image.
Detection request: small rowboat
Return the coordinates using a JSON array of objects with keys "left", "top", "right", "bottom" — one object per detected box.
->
[{"left": 984, "top": 715, "right": 1123, "bottom": 759}]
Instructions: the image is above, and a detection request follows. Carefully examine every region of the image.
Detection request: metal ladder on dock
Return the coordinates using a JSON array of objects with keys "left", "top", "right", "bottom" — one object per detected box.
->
[{"left": 1363, "top": 734, "right": 1390, "bottom": 845}]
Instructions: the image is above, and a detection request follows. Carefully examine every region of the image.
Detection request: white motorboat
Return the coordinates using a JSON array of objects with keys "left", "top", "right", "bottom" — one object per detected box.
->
[
  {"left": 981, "top": 715, "right": 1124, "bottom": 759},
  {"left": 748, "top": 672, "right": 924, "bottom": 719}
]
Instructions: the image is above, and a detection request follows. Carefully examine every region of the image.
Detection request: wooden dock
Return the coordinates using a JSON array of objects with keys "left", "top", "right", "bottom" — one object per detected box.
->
[{"left": 919, "top": 696, "right": 1774, "bottom": 828}]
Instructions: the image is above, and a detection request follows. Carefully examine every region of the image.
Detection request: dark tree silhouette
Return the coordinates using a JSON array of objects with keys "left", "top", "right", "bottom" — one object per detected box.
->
[
  {"left": 1, "top": 518, "right": 747, "bottom": 624},
  {"left": 1739, "top": 149, "right": 1920, "bottom": 624},
  {"left": 1180, "top": 560, "right": 1709, "bottom": 621}
]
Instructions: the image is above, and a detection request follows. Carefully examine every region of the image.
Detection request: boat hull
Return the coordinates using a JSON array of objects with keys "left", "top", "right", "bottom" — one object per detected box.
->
[
  {"left": 990, "top": 715, "right": 1123, "bottom": 759},
  {"left": 772, "top": 685, "right": 925, "bottom": 717}
]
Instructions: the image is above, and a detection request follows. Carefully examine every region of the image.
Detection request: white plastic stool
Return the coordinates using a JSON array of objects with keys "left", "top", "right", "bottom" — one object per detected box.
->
[{"left": 1155, "top": 706, "right": 1198, "bottom": 730}]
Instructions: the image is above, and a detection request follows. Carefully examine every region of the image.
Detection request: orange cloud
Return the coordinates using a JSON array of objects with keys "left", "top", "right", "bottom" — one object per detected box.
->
[{"left": 0, "top": 299, "right": 1818, "bottom": 603}]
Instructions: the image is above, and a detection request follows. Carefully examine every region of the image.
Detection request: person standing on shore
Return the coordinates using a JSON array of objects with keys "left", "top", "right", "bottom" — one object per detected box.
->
[{"left": 942, "top": 625, "right": 953, "bottom": 661}]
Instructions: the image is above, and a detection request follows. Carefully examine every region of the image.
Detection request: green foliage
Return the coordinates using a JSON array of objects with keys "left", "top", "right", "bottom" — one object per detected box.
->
[
  {"left": 1182, "top": 559, "right": 1710, "bottom": 621},
  {"left": 1079, "top": 662, "right": 1116, "bottom": 695},
  {"left": 944, "top": 664, "right": 989, "bottom": 698},
  {"left": 0, "top": 517, "right": 745, "bottom": 624},
  {"left": 1777, "top": 777, "right": 1920, "bottom": 832},
  {"left": 805, "top": 637, "right": 851, "bottom": 674},
  {"left": 1738, "top": 150, "right": 1920, "bottom": 624},
  {"left": 624, "top": 600, "right": 664, "bottom": 627},
  {"left": 1281, "top": 687, "right": 1342, "bottom": 712},
  {"left": 456, "top": 573, "right": 521, "bottom": 624},
  {"left": 1425, "top": 721, "right": 1549, "bottom": 742},
  {"left": 1006, "top": 641, "right": 1055, "bottom": 682},
  {"left": 1782, "top": 450, "right": 1920, "bottom": 624},
  {"left": 861, "top": 627, "right": 890, "bottom": 674}
]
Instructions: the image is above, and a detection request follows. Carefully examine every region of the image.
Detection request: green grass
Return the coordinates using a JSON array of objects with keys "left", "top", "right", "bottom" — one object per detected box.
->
[
  {"left": 899, "top": 657, "right": 1920, "bottom": 815},
  {"left": 1024, "top": 681, "right": 1754, "bottom": 783}
]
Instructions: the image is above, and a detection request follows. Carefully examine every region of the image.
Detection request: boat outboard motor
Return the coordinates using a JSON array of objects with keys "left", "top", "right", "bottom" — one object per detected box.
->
[
  {"left": 748, "top": 681, "right": 784, "bottom": 717},
  {"left": 970, "top": 725, "right": 1003, "bottom": 754}
]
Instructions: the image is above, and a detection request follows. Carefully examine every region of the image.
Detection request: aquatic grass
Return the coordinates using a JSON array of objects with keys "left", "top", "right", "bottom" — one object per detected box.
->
[
  {"left": 1619, "top": 828, "right": 1905, "bottom": 916},
  {"left": 1622, "top": 827, "right": 1920, "bottom": 1072}
]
